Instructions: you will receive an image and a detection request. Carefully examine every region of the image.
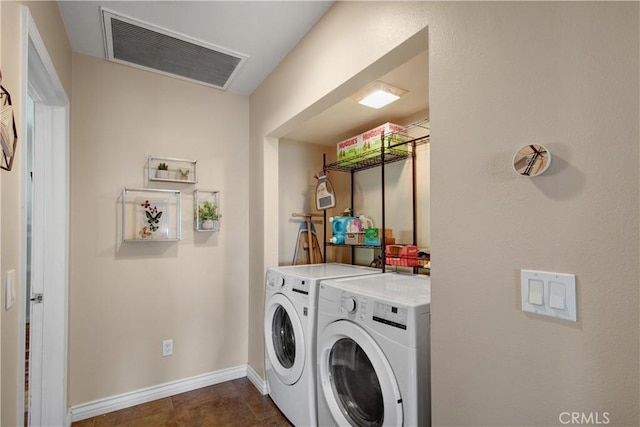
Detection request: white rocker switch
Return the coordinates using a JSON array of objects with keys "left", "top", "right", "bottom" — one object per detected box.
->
[
  {"left": 549, "top": 281, "right": 565, "bottom": 310},
  {"left": 528, "top": 279, "right": 544, "bottom": 306}
]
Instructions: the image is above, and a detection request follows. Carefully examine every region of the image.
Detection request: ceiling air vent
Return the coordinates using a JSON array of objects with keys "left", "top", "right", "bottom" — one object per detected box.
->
[{"left": 101, "top": 8, "right": 248, "bottom": 90}]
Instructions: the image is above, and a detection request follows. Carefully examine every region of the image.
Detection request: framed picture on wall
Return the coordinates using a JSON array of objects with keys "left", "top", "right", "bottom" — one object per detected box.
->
[
  {"left": 135, "top": 198, "right": 169, "bottom": 240},
  {"left": 0, "top": 71, "right": 18, "bottom": 171},
  {"left": 120, "top": 188, "right": 181, "bottom": 242}
]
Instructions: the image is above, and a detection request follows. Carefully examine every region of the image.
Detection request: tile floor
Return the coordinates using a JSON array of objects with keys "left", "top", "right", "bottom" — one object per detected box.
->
[{"left": 71, "top": 377, "right": 293, "bottom": 427}]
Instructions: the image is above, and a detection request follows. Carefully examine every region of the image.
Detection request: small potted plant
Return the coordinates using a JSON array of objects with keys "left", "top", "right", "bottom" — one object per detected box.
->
[
  {"left": 197, "top": 201, "right": 220, "bottom": 231},
  {"left": 156, "top": 162, "right": 169, "bottom": 179},
  {"left": 177, "top": 168, "right": 190, "bottom": 180}
]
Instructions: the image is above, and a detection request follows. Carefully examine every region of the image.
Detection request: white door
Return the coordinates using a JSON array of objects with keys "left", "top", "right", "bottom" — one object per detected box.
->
[
  {"left": 19, "top": 8, "right": 69, "bottom": 427},
  {"left": 264, "top": 293, "right": 305, "bottom": 385},
  {"left": 318, "top": 320, "right": 403, "bottom": 427}
]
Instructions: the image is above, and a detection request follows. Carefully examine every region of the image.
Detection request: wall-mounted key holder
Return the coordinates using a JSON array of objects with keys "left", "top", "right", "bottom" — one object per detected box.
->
[{"left": 512, "top": 144, "right": 551, "bottom": 177}]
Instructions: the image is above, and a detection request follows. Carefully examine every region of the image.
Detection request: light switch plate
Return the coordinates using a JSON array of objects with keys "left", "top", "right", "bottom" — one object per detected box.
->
[
  {"left": 521, "top": 270, "right": 576, "bottom": 322},
  {"left": 5, "top": 269, "right": 16, "bottom": 310}
]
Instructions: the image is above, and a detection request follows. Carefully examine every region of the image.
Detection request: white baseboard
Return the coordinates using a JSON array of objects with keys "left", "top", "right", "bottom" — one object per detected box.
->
[
  {"left": 246, "top": 364, "right": 268, "bottom": 395},
  {"left": 68, "top": 365, "right": 248, "bottom": 423}
]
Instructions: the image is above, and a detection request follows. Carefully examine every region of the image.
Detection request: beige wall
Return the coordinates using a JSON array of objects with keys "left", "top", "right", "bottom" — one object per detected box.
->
[
  {"left": 251, "top": 2, "right": 639, "bottom": 426},
  {"left": 277, "top": 140, "right": 356, "bottom": 266},
  {"left": 428, "top": 2, "right": 638, "bottom": 424},
  {"left": 69, "top": 53, "right": 250, "bottom": 405},
  {"left": 1, "top": 5, "right": 22, "bottom": 423},
  {"left": 277, "top": 139, "right": 326, "bottom": 265},
  {"left": 0, "top": 2, "right": 71, "bottom": 425}
]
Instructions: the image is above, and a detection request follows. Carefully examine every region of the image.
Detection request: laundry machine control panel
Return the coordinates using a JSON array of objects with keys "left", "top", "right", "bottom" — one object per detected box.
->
[
  {"left": 372, "top": 301, "right": 408, "bottom": 330},
  {"left": 342, "top": 296, "right": 357, "bottom": 313},
  {"left": 339, "top": 291, "right": 408, "bottom": 330},
  {"left": 339, "top": 292, "right": 368, "bottom": 320},
  {"left": 266, "top": 271, "right": 315, "bottom": 311},
  {"left": 292, "top": 279, "right": 310, "bottom": 296},
  {"left": 266, "top": 271, "right": 286, "bottom": 289}
]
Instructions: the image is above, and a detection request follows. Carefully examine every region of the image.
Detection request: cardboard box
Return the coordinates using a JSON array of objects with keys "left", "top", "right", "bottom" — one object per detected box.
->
[
  {"left": 364, "top": 228, "right": 394, "bottom": 246},
  {"left": 336, "top": 135, "right": 362, "bottom": 165},
  {"left": 367, "top": 229, "right": 395, "bottom": 246},
  {"left": 385, "top": 245, "right": 419, "bottom": 267},
  {"left": 361, "top": 123, "right": 407, "bottom": 159}
]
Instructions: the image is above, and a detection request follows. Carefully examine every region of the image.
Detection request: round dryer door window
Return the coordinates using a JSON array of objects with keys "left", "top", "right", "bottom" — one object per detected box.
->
[
  {"left": 319, "top": 320, "right": 403, "bottom": 427},
  {"left": 329, "top": 338, "right": 383, "bottom": 426},
  {"left": 272, "top": 306, "right": 295, "bottom": 368},
  {"left": 264, "top": 293, "right": 305, "bottom": 385}
]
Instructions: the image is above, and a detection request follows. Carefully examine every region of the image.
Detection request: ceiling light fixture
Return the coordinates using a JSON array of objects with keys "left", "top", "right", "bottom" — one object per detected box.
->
[{"left": 353, "top": 81, "right": 408, "bottom": 109}]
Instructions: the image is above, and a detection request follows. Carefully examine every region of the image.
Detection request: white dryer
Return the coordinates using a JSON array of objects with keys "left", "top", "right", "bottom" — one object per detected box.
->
[
  {"left": 316, "top": 273, "right": 431, "bottom": 427},
  {"left": 264, "top": 263, "right": 380, "bottom": 427}
]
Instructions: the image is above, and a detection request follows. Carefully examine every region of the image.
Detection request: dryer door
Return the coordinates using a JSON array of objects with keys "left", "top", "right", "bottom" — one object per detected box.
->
[
  {"left": 264, "top": 293, "right": 305, "bottom": 385},
  {"left": 319, "top": 320, "right": 402, "bottom": 427}
]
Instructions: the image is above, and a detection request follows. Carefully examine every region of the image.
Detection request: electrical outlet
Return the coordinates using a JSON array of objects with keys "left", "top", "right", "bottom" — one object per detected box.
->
[{"left": 162, "top": 339, "right": 173, "bottom": 357}]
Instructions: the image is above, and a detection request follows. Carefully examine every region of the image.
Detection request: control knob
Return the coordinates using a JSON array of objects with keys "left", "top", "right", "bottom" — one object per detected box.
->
[{"left": 343, "top": 297, "right": 357, "bottom": 314}]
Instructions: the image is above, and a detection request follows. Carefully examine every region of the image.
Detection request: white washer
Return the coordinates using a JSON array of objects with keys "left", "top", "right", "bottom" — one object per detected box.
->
[
  {"left": 264, "top": 263, "right": 380, "bottom": 427},
  {"left": 317, "top": 273, "right": 431, "bottom": 427}
]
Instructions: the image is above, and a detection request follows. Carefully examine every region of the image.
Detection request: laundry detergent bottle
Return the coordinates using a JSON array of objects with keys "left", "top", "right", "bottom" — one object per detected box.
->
[
  {"left": 359, "top": 215, "right": 374, "bottom": 229},
  {"left": 329, "top": 216, "right": 355, "bottom": 244}
]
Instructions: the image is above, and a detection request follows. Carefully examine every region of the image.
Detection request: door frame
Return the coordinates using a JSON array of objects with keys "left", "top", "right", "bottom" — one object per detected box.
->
[{"left": 17, "top": 7, "right": 70, "bottom": 427}]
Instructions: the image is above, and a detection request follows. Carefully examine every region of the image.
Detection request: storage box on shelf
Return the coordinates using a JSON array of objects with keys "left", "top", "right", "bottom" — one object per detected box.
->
[
  {"left": 345, "top": 232, "right": 365, "bottom": 245},
  {"left": 364, "top": 228, "right": 395, "bottom": 246},
  {"left": 121, "top": 188, "right": 181, "bottom": 242},
  {"left": 148, "top": 156, "right": 198, "bottom": 183},
  {"left": 385, "top": 245, "right": 419, "bottom": 267},
  {"left": 335, "top": 123, "right": 409, "bottom": 166},
  {"left": 361, "top": 122, "right": 407, "bottom": 159},
  {"left": 336, "top": 135, "right": 362, "bottom": 166}
]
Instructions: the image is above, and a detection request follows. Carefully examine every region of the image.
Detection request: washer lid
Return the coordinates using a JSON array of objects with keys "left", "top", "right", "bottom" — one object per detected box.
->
[
  {"left": 323, "top": 273, "right": 431, "bottom": 307},
  {"left": 270, "top": 263, "right": 379, "bottom": 280}
]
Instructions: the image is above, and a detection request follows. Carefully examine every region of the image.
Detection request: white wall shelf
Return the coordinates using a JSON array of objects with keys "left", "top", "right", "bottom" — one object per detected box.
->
[
  {"left": 194, "top": 190, "right": 221, "bottom": 232},
  {"left": 121, "top": 187, "right": 182, "bottom": 242},
  {"left": 147, "top": 155, "right": 198, "bottom": 183}
]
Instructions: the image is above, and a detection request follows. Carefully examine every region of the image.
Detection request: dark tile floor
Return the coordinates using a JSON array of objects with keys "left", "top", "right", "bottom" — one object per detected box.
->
[{"left": 71, "top": 377, "right": 293, "bottom": 427}]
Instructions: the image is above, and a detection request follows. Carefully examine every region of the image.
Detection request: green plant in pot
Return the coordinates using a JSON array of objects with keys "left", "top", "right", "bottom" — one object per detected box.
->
[
  {"left": 178, "top": 168, "right": 190, "bottom": 180},
  {"left": 156, "top": 162, "right": 169, "bottom": 179},
  {"left": 198, "top": 201, "right": 220, "bottom": 230}
]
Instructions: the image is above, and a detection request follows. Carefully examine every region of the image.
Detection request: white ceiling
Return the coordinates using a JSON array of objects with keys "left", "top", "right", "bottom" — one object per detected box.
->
[
  {"left": 58, "top": 1, "right": 428, "bottom": 146},
  {"left": 58, "top": 1, "right": 334, "bottom": 95},
  {"left": 284, "top": 50, "right": 429, "bottom": 145}
]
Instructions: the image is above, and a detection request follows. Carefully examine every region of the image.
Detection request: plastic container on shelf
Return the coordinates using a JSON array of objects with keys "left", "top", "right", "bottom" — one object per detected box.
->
[{"left": 329, "top": 216, "right": 361, "bottom": 244}]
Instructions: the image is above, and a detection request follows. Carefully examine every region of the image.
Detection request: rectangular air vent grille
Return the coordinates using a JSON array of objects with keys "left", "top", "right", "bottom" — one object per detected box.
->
[{"left": 102, "top": 8, "right": 248, "bottom": 90}]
